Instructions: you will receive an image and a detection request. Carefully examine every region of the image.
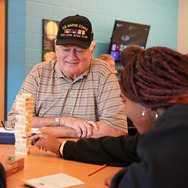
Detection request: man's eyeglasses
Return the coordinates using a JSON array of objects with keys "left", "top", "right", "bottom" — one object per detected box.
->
[{"left": 1, "top": 121, "right": 14, "bottom": 131}]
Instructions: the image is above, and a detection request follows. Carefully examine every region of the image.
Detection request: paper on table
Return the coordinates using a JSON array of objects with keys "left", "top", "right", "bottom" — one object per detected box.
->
[
  {"left": 25, "top": 173, "right": 84, "bottom": 188},
  {"left": 0, "top": 127, "right": 15, "bottom": 133},
  {"left": 0, "top": 127, "right": 40, "bottom": 134}
]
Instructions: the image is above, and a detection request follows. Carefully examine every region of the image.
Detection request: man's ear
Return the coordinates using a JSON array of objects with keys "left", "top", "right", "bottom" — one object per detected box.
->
[
  {"left": 90, "top": 41, "right": 96, "bottom": 53},
  {"left": 54, "top": 39, "right": 58, "bottom": 52}
]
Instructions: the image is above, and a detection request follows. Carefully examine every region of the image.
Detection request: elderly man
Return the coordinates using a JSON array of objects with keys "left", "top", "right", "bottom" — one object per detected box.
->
[{"left": 8, "top": 15, "right": 127, "bottom": 138}]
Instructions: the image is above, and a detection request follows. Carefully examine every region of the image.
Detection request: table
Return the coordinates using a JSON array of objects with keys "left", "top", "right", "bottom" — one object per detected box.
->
[{"left": 1, "top": 141, "right": 122, "bottom": 188}]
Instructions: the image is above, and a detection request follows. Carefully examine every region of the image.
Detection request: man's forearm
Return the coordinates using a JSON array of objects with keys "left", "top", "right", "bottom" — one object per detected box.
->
[
  {"left": 90, "top": 121, "right": 127, "bottom": 138},
  {"left": 40, "top": 126, "right": 78, "bottom": 138},
  {"left": 32, "top": 116, "right": 58, "bottom": 128},
  {"left": 32, "top": 117, "right": 127, "bottom": 138}
]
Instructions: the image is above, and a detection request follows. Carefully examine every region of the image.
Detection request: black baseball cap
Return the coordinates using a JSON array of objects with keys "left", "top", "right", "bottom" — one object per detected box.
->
[{"left": 56, "top": 14, "right": 94, "bottom": 48}]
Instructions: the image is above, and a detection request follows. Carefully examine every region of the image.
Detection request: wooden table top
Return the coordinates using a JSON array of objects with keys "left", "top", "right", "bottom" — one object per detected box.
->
[{"left": 1, "top": 142, "right": 122, "bottom": 188}]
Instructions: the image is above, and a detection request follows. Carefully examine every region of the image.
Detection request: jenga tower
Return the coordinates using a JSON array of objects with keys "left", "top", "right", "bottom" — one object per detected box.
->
[{"left": 14, "top": 93, "right": 34, "bottom": 155}]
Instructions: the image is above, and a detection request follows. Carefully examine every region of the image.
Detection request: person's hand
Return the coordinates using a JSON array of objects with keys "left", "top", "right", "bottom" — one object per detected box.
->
[
  {"left": 28, "top": 133, "right": 62, "bottom": 155},
  {"left": 0, "top": 155, "right": 11, "bottom": 171},
  {"left": 105, "top": 173, "right": 115, "bottom": 187},
  {"left": 61, "top": 116, "right": 99, "bottom": 138}
]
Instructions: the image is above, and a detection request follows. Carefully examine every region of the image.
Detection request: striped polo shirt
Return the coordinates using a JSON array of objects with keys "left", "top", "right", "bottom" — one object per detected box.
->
[{"left": 8, "top": 58, "right": 127, "bottom": 132}]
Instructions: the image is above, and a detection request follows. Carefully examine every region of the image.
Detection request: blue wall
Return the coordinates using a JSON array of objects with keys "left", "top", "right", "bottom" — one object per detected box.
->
[{"left": 7, "top": 0, "right": 178, "bottom": 116}]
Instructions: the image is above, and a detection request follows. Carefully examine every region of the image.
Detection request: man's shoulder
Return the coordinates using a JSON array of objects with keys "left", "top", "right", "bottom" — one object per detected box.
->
[
  {"left": 91, "top": 58, "right": 109, "bottom": 66},
  {"left": 90, "top": 58, "right": 111, "bottom": 72}
]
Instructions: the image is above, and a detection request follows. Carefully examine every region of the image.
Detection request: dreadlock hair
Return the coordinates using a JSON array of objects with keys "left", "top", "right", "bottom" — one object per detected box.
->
[
  {"left": 120, "top": 45, "right": 144, "bottom": 67},
  {"left": 120, "top": 46, "right": 188, "bottom": 109}
]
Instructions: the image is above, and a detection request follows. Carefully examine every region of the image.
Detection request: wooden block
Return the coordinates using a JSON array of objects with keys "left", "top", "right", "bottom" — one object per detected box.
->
[
  {"left": 15, "top": 148, "right": 30, "bottom": 155},
  {"left": 6, "top": 156, "right": 25, "bottom": 177}
]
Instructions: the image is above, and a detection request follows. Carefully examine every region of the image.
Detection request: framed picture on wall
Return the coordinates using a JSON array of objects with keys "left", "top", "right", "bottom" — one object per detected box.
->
[{"left": 42, "top": 19, "right": 60, "bottom": 61}]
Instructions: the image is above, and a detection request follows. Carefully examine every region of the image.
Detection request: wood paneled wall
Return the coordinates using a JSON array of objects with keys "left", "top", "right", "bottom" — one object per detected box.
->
[{"left": 0, "top": 0, "right": 6, "bottom": 123}]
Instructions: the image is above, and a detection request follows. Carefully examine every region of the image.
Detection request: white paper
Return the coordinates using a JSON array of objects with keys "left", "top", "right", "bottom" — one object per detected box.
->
[
  {"left": 25, "top": 173, "right": 84, "bottom": 188},
  {"left": 0, "top": 127, "right": 15, "bottom": 133},
  {"left": 0, "top": 127, "right": 40, "bottom": 134}
]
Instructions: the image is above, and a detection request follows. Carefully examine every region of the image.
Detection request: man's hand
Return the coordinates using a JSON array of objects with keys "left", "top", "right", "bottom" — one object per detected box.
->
[{"left": 60, "top": 116, "right": 99, "bottom": 137}]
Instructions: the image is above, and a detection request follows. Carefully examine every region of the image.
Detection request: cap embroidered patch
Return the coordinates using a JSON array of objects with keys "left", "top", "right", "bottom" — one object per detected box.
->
[{"left": 56, "top": 15, "right": 94, "bottom": 48}]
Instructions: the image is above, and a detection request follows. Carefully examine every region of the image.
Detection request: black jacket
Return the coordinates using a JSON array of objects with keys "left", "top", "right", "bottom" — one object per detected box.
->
[
  {"left": 111, "top": 104, "right": 188, "bottom": 188},
  {"left": 63, "top": 133, "right": 142, "bottom": 167}
]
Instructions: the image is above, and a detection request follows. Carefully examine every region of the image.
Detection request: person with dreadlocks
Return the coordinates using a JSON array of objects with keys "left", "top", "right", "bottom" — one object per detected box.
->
[
  {"left": 120, "top": 45, "right": 144, "bottom": 67},
  {"left": 120, "top": 45, "right": 144, "bottom": 135},
  {"left": 29, "top": 46, "right": 188, "bottom": 188}
]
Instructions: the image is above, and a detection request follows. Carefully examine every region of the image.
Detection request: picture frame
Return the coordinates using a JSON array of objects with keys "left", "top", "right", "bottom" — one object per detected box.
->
[{"left": 42, "top": 19, "right": 60, "bottom": 61}]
